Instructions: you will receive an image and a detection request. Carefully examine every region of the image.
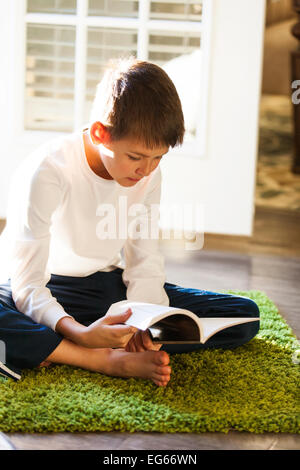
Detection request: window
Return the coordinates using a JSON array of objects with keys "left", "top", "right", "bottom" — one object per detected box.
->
[{"left": 23, "top": 0, "right": 212, "bottom": 155}]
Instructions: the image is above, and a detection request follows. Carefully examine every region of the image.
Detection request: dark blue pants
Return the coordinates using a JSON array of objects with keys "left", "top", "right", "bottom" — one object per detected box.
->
[{"left": 0, "top": 268, "right": 260, "bottom": 380}]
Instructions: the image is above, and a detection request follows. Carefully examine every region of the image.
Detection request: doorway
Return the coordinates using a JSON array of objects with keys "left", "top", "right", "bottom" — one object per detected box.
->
[{"left": 255, "top": 0, "right": 300, "bottom": 212}]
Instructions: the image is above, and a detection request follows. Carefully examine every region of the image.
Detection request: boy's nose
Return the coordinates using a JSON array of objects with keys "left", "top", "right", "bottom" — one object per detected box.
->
[{"left": 138, "top": 161, "right": 153, "bottom": 177}]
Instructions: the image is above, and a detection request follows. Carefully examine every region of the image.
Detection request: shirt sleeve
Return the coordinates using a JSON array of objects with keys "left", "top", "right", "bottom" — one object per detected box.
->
[
  {"left": 120, "top": 167, "right": 169, "bottom": 307},
  {"left": 8, "top": 158, "right": 73, "bottom": 331}
]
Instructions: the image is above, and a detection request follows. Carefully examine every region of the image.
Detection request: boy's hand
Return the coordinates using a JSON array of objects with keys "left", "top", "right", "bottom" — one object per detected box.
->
[
  {"left": 125, "top": 329, "right": 162, "bottom": 352},
  {"left": 82, "top": 308, "right": 138, "bottom": 349}
]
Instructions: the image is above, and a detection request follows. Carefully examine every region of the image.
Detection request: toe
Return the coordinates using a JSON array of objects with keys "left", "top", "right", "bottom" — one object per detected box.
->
[
  {"left": 153, "top": 371, "right": 171, "bottom": 384},
  {"left": 155, "top": 351, "right": 170, "bottom": 366},
  {"left": 156, "top": 365, "right": 171, "bottom": 375},
  {"left": 153, "top": 378, "right": 169, "bottom": 387}
]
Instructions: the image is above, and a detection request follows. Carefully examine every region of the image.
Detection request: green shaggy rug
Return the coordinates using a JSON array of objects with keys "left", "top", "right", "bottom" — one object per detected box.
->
[{"left": 0, "top": 290, "right": 299, "bottom": 434}]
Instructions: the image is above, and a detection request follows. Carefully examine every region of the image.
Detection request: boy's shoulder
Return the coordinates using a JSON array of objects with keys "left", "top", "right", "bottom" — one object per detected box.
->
[
  {"left": 13, "top": 132, "right": 81, "bottom": 183},
  {"left": 27, "top": 131, "right": 80, "bottom": 166}
]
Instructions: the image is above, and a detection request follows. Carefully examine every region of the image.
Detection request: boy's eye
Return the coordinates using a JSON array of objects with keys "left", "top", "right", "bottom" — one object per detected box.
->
[{"left": 128, "top": 155, "right": 162, "bottom": 161}]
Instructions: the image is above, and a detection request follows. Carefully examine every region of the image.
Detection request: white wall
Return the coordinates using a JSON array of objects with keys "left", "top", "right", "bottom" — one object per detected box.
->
[
  {"left": 0, "top": 2, "right": 29, "bottom": 219},
  {"left": 161, "top": 0, "right": 266, "bottom": 236},
  {"left": 0, "top": 5, "right": 14, "bottom": 217}
]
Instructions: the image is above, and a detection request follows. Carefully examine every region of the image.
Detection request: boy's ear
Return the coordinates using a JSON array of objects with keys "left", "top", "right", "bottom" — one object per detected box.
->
[{"left": 90, "top": 122, "right": 110, "bottom": 145}]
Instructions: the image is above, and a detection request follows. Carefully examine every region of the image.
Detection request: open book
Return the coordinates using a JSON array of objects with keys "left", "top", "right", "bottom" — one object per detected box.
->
[{"left": 107, "top": 300, "right": 260, "bottom": 344}]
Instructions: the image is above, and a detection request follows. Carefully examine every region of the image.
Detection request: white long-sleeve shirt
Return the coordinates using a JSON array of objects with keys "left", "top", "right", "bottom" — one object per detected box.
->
[{"left": 0, "top": 132, "right": 169, "bottom": 331}]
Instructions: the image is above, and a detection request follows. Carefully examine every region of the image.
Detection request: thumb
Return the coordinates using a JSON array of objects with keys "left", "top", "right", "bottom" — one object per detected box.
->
[{"left": 105, "top": 308, "right": 132, "bottom": 325}]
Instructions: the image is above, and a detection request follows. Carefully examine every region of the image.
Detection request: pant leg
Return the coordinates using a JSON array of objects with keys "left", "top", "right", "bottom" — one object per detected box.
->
[
  {"left": 46, "top": 268, "right": 128, "bottom": 326},
  {"left": 161, "top": 282, "right": 260, "bottom": 354},
  {"left": 0, "top": 299, "right": 63, "bottom": 381}
]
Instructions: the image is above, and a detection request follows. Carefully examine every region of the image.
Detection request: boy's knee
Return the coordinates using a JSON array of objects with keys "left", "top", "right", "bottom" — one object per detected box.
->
[
  {"left": 240, "top": 296, "right": 260, "bottom": 318},
  {"left": 235, "top": 296, "right": 260, "bottom": 343}
]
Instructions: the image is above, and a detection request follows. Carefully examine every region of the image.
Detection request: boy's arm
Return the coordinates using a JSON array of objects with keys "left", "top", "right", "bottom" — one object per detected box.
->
[
  {"left": 55, "top": 317, "right": 86, "bottom": 342},
  {"left": 55, "top": 310, "right": 137, "bottom": 348},
  {"left": 8, "top": 158, "right": 73, "bottom": 331},
  {"left": 120, "top": 167, "right": 169, "bottom": 307}
]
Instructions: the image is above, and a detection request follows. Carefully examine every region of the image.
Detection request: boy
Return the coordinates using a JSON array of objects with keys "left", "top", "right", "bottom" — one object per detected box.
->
[{"left": 0, "top": 57, "right": 260, "bottom": 387}]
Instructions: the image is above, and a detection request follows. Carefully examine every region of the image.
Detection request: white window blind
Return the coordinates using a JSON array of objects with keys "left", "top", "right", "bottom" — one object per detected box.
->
[
  {"left": 149, "top": 1, "right": 202, "bottom": 21},
  {"left": 26, "top": 23, "right": 76, "bottom": 132},
  {"left": 27, "top": 0, "right": 77, "bottom": 15},
  {"left": 25, "top": 0, "right": 204, "bottom": 142},
  {"left": 85, "top": 26, "right": 138, "bottom": 104},
  {"left": 88, "top": 0, "right": 139, "bottom": 18}
]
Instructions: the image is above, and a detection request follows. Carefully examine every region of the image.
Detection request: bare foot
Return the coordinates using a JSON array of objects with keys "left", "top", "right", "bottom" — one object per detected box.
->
[
  {"left": 38, "top": 360, "right": 52, "bottom": 368},
  {"left": 104, "top": 349, "right": 171, "bottom": 387},
  {"left": 44, "top": 339, "right": 171, "bottom": 387}
]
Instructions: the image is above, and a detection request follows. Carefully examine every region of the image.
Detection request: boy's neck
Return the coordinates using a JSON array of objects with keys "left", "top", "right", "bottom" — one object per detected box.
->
[{"left": 82, "top": 130, "right": 113, "bottom": 180}]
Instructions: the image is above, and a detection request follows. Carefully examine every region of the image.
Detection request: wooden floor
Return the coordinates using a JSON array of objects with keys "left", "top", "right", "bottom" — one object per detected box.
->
[{"left": 1, "top": 206, "right": 300, "bottom": 450}]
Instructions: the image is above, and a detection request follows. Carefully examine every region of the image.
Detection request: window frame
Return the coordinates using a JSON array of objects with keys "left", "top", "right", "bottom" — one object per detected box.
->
[{"left": 9, "top": 0, "right": 214, "bottom": 159}]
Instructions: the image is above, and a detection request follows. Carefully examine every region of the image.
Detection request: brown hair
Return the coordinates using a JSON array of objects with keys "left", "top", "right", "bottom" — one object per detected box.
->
[{"left": 90, "top": 56, "right": 185, "bottom": 149}]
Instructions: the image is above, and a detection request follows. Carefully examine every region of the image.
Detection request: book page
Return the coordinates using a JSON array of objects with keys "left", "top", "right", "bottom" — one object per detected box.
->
[
  {"left": 124, "top": 302, "right": 185, "bottom": 330},
  {"left": 148, "top": 315, "right": 201, "bottom": 343},
  {"left": 199, "top": 317, "right": 260, "bottom": 344},
  {"left": 106, "top": 300, "right": 182, "bottom": 330}
]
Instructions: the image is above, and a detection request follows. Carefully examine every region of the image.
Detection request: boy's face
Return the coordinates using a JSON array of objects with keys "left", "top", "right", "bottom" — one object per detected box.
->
[
  {"left": 88, "top": 122, "right": 169, "bottom": 187},
  {"left": 99, "top": 139, "right": 169, "bottom": 187}
]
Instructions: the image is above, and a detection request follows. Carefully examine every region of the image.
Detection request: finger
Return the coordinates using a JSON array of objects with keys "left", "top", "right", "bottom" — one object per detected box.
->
[
  {"left": 125, "top": 337, "right": 137, "bottom": 352},
  {"left": 148, "top": 338, "right": 163, "bottom": 351},
  {"left": 141, "top": 330, "right": 154, "bottom": 350},
  {"left": 140, "top": 330, "right": 161, "bottom": 351},
  {"left": 115, "top": 324, "right": 137, "bottom": 336},
  {"left": 135, "top": 331, "right": 147, "bottom": 352},
  {"left": 104, "top": 308, "right": 133, "bottom": 325}
]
